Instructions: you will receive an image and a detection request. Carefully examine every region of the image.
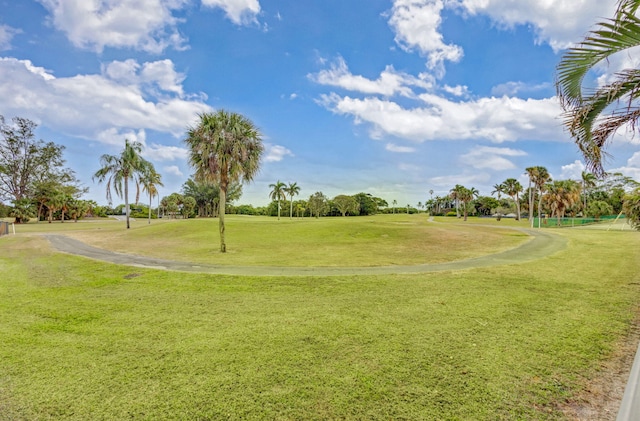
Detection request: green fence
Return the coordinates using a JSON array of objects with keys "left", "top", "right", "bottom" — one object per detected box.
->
[{"left": 533, "top": 215, "right": 623, "bottom": 228}]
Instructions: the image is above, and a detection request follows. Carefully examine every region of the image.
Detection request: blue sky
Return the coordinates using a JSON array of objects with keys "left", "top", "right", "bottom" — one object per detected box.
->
[{"left": 1, "top": 0, "right": 639, "bottom": 207}]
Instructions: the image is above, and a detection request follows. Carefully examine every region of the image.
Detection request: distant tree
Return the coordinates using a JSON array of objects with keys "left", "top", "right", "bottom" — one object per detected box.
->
[
  {"left": 502, "top": 178, "right": 523, "bottom": 220},
  {"left": 184, "top": 110, "right": 263, "bottom": 252},
  {"left": 392, "top": 199, "right": 397, "bottom": 214},
  {"left": 140, "top": 165, "right": 163, "bottom": 224},
  {"left": 333, "top": 194, "right": 359, "bottom": 216},
  {"left": 450, "top": 184, "right": 465, "bottom": 218},
  {"left": 0, "top": 115, "right": 75, "bottom": 222},
  {"left": 308, "top": 192, "right": 328, "bottom": 218},
  {"left": 458, "top": 186, "right": 478, "bottom": 221},
  {"left": 93, "top": 139, "right": 151, "bottom": 229},
  {"left": 475, "top": 196, "right": 499, "bottom": 216},
  {"left": 182, "top": 195, "right": 196, "bottom": 218},
  {"left": 544, "top": 180, "right": 582, "bottom": 225},
  {"left": 353, "top": 192, "right": 380, "bottom": 215},
  {"left": 587, "top": 200, "right": 614, "bottom": 220},
  {"left": 623, "top": 188, "right": 640, "bottom": 230},
  {"left": 269, "top": 180, "right": 286, "bottom": 220},
  {"left": 284, "top": 182, "right": 301, "bottom": 219}
]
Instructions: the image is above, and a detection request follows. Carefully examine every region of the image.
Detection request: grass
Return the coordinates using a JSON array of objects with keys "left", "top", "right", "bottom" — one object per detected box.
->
[
  {"left": 14, "top": 214, "right": 529, "bottom": 267},
  {"left": 1, "top": 216, "right": 639, "bottom": 419}
]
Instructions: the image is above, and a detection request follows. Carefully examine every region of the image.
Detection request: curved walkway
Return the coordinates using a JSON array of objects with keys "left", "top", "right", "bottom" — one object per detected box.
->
[{"left": 44, "top": 227, "right": 567, "bottom": 276}]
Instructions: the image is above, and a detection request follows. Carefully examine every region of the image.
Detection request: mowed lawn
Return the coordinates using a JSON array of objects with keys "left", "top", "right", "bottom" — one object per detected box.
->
[
  {"left": 15, "top": 214, "right": 530, "bottom": 267},
  {"left": 1, "top": 216, "right": 639, "bottom": 420}
]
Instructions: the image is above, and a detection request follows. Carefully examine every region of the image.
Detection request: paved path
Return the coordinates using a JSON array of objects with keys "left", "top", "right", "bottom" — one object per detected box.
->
[{"left": 44, "top": 227, "right": 567, "bottom": 276}]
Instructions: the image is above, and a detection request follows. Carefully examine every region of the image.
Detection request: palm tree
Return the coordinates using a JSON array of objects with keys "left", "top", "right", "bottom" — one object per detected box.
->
[
  {"left": 284, "top": 182, "right": 300, "bottom": 219},
  {"left": 184, "top": 110, "right": 264, "bottom": 252},
  {"left": 534, "top": 168, "right": 551, "bottom": 228},
  {"left": 450, "top": 184, "right": 465, "bottom": 218},
  {"left": 458, "top": 186, "right": 478, "bottom": 221},
  {"left": 491, "top": 183, "right": 505, "bottom": 220},
  {"left": 93, "top": 139, "right": 150, "bottom": 229},
  {"left": 556, "top": 0, "right": 640, "bottom": 177},
  {"left": 269, "top": 180, "right": 286, "bottom": 220},
  {"left": 502, "top": 178, "right": 523, "bottom": 220},
  {"left": 140, "top": 165, "right": 163, "bottom": 224},
  {"left": 392, "top": 199, "right": 397, "bottom": 214},
  {"left": 581, "top": 171, "right": 597, "bottom": 215},
  {"left": 544, "top": 180, "right": 582, "bottom": 225}
]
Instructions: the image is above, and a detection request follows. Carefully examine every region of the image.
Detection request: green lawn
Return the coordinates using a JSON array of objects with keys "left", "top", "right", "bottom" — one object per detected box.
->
[{"left": 1, "top": 216, "right": 639, "bottom": 420}]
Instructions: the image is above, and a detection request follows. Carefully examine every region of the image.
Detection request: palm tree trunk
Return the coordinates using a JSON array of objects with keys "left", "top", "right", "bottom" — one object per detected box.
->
[
  {"left": 148, "top": 193, "right": 152, "bottom": 224},
  {"left": 125, "top": 178, "right": 130, "bottom": 229},
  {"left": 290, "top": 196, "right": 293, "bottom": 219},
  {"left": 219, "top": 188, "right": 226, "bottom": 253}
]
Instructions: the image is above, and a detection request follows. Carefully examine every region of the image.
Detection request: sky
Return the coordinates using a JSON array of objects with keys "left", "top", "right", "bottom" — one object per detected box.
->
[{"left": 1, "top": 0, "right": 639, "bottom": 207}]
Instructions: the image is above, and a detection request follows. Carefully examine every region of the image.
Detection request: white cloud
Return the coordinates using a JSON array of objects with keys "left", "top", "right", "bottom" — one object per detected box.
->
[
  {"left": 146, "top": 144, "right": 189, "bottom": 161},
  {"left": 318, "top": 92, "right": 563, "bottom": 143},
  {"left": 163, "top": 165, "right": 184, "bottom": 176},
  {"left": 0, "top": 25, "right": 19, "bottom": 51},
  {"left": 428, "top": 172, "right": 491, "bottom": 187},
  {"left": 450, "top": 0, "right": 617, "bottom": 52},
  {"left": 386, "top": 143, "right": 416, "bottom": 153},
  {"left": 264, "top": 143, "right": 294, "bottom": 162},
  {"left": 609, "top": 152, "right": 640, "bottom": 182},
  {"left": 309, "top": 56, "right": 434, "bottom": 97},
  {"left": 560, "top": 160, "right": 585, "bottom": 180},
  {"left": 201, "top": 0, "right": 261, "bottom": 25},
  {"left": 387, "top": 0, "right": 463, "bottom": 73},
  {"left": 0, "top": 57, "right": 211, "bottom": 142},
  {"left": 460, "top": 146, "right": 527, "bottom": 170},
  {"left": 491, "top": 81, "right": 552, "bottom": 97},
  {"left": 36, "top": 0, "right": 189, "bottom": 53}
]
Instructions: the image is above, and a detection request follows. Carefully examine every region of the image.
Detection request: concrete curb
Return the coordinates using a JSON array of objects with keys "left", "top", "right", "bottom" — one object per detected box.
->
[{"left": 617, "top": 340, "right": 640, "bottom": 420}]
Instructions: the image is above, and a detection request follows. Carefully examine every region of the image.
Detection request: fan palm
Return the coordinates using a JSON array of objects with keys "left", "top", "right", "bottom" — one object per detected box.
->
[
  {"left": 93, "top": 139, "right": 150, "bottom": 229},
  {"left": 184, "top": 110, "right": 263, "bottom": 253},
  {"left": 556, "top": 0, "right": 640, "bottom": 176}
]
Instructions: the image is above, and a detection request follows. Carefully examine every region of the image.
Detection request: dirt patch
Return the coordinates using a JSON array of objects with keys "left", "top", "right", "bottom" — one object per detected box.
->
[{"left": 560, "top": 311, "right": 640, "bottom": 420}]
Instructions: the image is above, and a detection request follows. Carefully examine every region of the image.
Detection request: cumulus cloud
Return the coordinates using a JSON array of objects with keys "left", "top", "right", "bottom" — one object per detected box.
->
[
  {"left": 264, "top": 143, "right": 294, "bottom": 162},
  {"left": 36, "top": 0, "right": 189, "bottom": 53},
  {"left": 309, "top": 56, "right": 434, "bottom": 97},
  {"left": 460, "top": 146, "right": 527, "bottom": 170},
  {"left": 163, "top": 165, "right": 184, "bottom": 177},
  {"left": 387, "top": 0, "right": 463, "bottom": 73},
  {"left": 386, "top": 143, "right": 416, "bottom": 153},
  {"left": 449, "top": 0, "right": 616, "bottom": 52},
  {"left": 0, "top": 57, "right": 211, "bottom": 142},
  {"left": 560, "top": 160, "right": 585, "bottom": 180},
  {"left": 201, "top": 0, "right": 261, "bottom": 25},
  {"left": 609, "top": 152, "right": 640, "bottom": 182},
  {"left": 318, "top": 92, "right": 563, "bottom": 143}
]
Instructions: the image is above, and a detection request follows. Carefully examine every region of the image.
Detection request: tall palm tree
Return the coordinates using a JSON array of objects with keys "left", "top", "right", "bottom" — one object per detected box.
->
[
  {"left": 525, "top": 167, "right": 538, "bottom": 223},
  {"left": 534, "top": 167, "right": 551, "bottom": 228},
  {"left": 269, "top": 180, "right": 286, "bottom": 220},
  {"left": 284, "top": 182, "right": 301, "bottom": 219},
  {"left": 502, "top": 178, "right": 523, "bottom": 220},
  {"left": 392, "top": 199, "right": 397, "bottom": 214},
  {"left": 491, "top": 182, "right": 505, "bottom": 220},
  {"left": 556, "top": 0, "right": 640, "bottom": 176},
  {"left": 458, "top": 186, "right": 478, "bottom": 221},
  {"left": 93, "top": 139, "right": 151, "bottom": 229},
  {"left": 581, "top": 171, "right": 597, "bottom": 214},
  {"left": 450, "top": 184, "right": 465, "bottom": 218},
  {"left": 184, "top": 110, "right": 263, "bottom": 252},
  {"left": 140, "top": 165, "right": 163, "bottom": 224}
]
